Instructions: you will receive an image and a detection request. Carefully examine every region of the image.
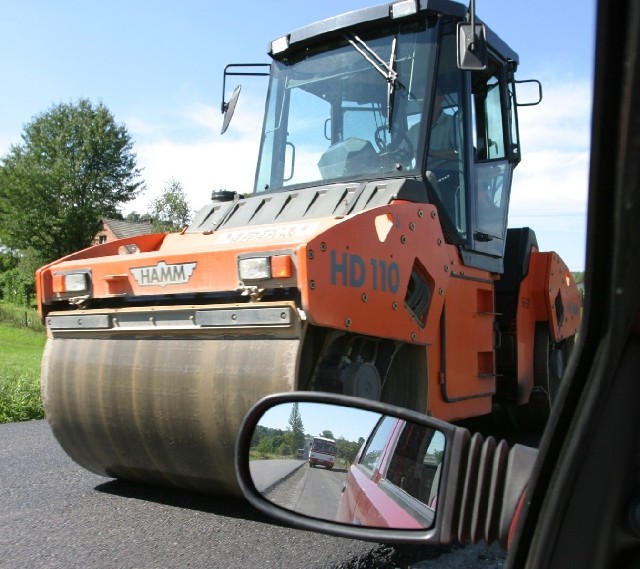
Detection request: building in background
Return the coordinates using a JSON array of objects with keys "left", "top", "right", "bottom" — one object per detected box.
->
[{"left": 93, "top": 218, "right": 153, "bottom": 245}]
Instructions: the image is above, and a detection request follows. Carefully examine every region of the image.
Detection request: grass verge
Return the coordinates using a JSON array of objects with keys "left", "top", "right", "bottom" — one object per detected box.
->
[
  {"left": 0, "top": 322, "right": 45, "bottom": 423},
  {"left": 0, "top": 303, "right": 45, "bottom": 333}
]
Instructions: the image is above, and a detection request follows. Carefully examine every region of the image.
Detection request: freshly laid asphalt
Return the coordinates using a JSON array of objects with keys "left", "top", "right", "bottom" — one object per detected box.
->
[{"left": 1, "top": 419, "right": 506, "bottom": 568}]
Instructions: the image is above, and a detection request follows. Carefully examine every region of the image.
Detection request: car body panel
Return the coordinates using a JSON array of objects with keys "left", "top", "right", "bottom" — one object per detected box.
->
[{"left": 337, "top": 417, "right": 437, "bottom": 529}]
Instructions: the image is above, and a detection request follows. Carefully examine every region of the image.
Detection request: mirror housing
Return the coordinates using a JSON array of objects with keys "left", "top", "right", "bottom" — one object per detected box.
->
[
  {"left": 457, "top": 0, "right": 488, "bottom": 70},
  {"left": 235, "top": 392, "right": 536, "bottom": 548},
  {"left": 457, "top": 22, "right": 488, "bottom": 70},
  {"left": 221, "top": 84, "right": 241, "bottom": 135}
]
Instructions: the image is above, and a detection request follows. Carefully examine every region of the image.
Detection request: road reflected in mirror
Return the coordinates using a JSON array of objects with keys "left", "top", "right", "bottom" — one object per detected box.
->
[{"left": 248, "top": 402, "right": 445, "bottom": 529}]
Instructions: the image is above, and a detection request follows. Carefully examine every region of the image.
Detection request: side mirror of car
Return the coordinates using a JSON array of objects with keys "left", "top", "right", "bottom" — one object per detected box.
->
[{"left": 235, "top": 392, "right": 537, "bottom": 548}]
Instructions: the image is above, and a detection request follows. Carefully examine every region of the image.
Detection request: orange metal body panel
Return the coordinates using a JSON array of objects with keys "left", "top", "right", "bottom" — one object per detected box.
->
[
  {"left": 36, "top": 234, "right": 167, "bottom": 314},
  {"left": 36, "top": 219, "right": 338, "bottom": 310},
  {"left": 510, "top": 250, "right": 581, "bottom": 405},
  {"left": 426, "top": 267, "right": 496, "bottom": 422},
  {"left": 300, "top": 203, "right": 451, "bottom": 345},
  {"left": 527, "top": 251, "right": 582, "bottom": 342}
]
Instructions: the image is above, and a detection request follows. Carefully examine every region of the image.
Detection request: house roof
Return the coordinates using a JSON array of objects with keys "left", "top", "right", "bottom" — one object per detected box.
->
[{"left": 102, "top": 218, "right": 153, "bottom": 239}]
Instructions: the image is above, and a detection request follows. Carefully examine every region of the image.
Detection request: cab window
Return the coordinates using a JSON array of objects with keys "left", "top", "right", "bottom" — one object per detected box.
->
[
  {"left": 470, "top": 61, "right": 512, "bottom": 247},
  {"left": 425, "top": 32, "right": 467, "bottom": 239}
]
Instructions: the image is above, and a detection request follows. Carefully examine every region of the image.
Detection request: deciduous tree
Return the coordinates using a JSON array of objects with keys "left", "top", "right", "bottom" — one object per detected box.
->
[
  {"left": 0, "top": 99, "right": 144, "bottom": 262},
  {"left": 319, "top": 429, "right": 335, "bottom": 440},
  {"left": 149, "top": 178, "right": 191, "bottom": 233},
  {"left": 286, "top": 402, "right": 306, "bottom": 455}
]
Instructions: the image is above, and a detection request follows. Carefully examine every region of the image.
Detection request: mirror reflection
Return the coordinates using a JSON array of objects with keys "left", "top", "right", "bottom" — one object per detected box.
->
[{"left": 248, "top": 402, "right": 445, "bottom": 529}]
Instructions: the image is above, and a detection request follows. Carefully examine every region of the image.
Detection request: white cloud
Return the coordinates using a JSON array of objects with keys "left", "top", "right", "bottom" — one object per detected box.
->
[
  {"left": 184, "top": 103, "right": 221, "bottom": 132},
  {"left": 130, "top": 136, "right": 261, "bottom": 212},
  {"left": 507, "top": 79, "right": 591, "bottom": 270},
  {"left": 125, "top": 94, "right": 266, "bottom": 214},
  {"left": 518, "top": 80, "right": 592, "bottom": 151},
  {"left": 511, "top": 149, "right": 589, "bottom": 210}
]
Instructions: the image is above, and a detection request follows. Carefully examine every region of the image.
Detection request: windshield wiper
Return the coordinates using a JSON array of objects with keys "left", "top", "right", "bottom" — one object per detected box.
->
[{"left": 344, "top": 33, "right": 399, "bottom": 130}]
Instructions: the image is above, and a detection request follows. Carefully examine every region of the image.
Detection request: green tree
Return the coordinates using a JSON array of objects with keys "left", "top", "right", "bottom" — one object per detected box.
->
[
  {"left": 286, "top": 402, "right": 306, "bottom": 455},
  {"left": 0, "top": 246, "right": 48, "bottom": 306},
  {"left": 149, "top": 178, "right": 191, "bottom": 233},
  {"left": 1, "top": 247, "right": 48, "bottom": 305},
  {"left": 0, "top": 99, "right": 144, "bottom": 262},
  {"left": 0, "top": 244, "right": 18, "bottom": 273},
  {"left": 254, "top": 437, "right": 272, "bottom": 458},
  {"left": 125, "top": 211, "right": 151, "bottom": 223},
  {"left": 319, "top": 429, "right": 335, "bottom": 440},
  {"left": 336, "top": 437, "right": 362, "bottom": 466}
]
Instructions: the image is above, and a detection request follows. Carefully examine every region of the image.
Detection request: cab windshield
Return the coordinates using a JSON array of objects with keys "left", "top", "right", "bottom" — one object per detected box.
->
[{"left": 254, "top": 23, "right": 437, "bottom": 193}]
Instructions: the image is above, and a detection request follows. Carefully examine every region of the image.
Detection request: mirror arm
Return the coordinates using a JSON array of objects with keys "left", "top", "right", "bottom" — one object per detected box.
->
[
  {"left": 221, "top": 63, "right": 270, "bottom": 113},
  {"left": 220, "top": 63, "right": 270, "bottom": 133},
  {"left": 469, "top": 0, "right": 477, "bottom": 51},
  {"left": 442, "top": 431, "right": 538, "bottom": 548}
]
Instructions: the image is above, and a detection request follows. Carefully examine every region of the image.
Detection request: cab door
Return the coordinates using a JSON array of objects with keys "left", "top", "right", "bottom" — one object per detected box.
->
[
  {"left": 428, "top": 29, "right": 519, "bottom": 274},
  {"left": 463, "top": 59, "right": 518, "bottom": 267}
]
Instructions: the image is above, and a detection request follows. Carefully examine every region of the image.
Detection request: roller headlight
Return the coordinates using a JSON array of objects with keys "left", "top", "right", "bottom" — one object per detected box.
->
[
  {"left": 238, "top": 257, "right": 271, "bottom": 280},
  {"left": 53, "top": 270, "right": 91, "bottom": 295},
  {"left": 64, "top": 273, "right": 90, "bottom": 292},
  {"left": 238, "top": 254, "right": 293, "bottom": 281}
]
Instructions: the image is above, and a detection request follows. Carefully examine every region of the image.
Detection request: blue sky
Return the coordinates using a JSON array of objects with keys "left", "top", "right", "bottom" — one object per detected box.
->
[
  {"left": 258, "top": 401, "right": 383, "bottom": 443},
  {"left": 0, "top": 1, "right": 596, "bottom": 270}
]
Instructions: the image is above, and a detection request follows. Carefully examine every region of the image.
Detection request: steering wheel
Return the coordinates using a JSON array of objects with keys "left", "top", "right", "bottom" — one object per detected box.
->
[
  {"left": 374, "top": 125, "right": 389, "bottom": 151},
  {"left": 374, "top": 125, "right": 415, "bottom": 165}
]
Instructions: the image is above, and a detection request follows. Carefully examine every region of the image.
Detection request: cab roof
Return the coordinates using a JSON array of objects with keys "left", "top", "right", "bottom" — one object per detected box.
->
[{"left": 269, "top": 0, "right": 518, "bottom": 65}]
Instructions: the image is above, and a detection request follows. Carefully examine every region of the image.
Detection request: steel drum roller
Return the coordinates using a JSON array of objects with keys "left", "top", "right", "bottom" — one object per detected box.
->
[{"left": 41, "top": 335, "right": 299, "bottom": 496}]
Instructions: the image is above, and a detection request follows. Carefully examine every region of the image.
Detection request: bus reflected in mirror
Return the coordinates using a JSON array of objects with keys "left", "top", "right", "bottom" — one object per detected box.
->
[{"left": 247, "top": 402, "right": 445, "bottom": 529}]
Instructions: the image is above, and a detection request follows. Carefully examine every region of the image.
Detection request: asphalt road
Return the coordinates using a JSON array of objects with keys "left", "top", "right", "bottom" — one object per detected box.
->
[
  {"left": 249, "top": 458, "right": 305, "bottom": 492},
  {"left": 263, "top": 461, "right": 346, "bottom": 520},
  {"left": 1, "top": 420, "right": 507, "bottom": 568}
]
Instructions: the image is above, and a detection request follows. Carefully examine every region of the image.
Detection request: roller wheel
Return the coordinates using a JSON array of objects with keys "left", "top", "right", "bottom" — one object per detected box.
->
[
  {"left": 508, "top": 323, "right": 575, "bottom": 432},
  {"left": 380, "top": 344, "right": 428, "bottom": 413}
]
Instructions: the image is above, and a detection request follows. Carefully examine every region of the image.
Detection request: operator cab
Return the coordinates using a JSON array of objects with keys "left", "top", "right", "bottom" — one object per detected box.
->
[{"left": 223, "top": 1, "right": 539, "bottom": 272}]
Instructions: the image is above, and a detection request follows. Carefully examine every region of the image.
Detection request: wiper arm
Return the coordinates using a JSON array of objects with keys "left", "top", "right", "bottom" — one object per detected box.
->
[
  {"left": 388, "top": 36, "right": 398, "bottom": 131},
  {"left": 344, "top": 33, "right": 399, "bottom": 130}
]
